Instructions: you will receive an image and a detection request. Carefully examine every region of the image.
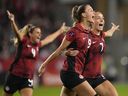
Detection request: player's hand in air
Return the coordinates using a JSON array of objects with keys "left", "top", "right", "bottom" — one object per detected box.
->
[
  {"left": 7, "top": 10, "right": 15, "bottom": 22},
  {"left": 111, "top": 23, "right": 120, "bottom": 32},
  {"left": 59, "top": 22, "right": 70, "bottom": 34},
  {"left": 105, "top": 23, "right": 120, "bottom": 37}
]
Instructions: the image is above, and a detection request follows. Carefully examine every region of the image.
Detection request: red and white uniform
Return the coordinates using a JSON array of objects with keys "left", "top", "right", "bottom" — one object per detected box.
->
[
  {"left": 10, "top": 36, "right": 41, "bottom": 79},
  {"left": 62, "top": 23, "right": 91, "bottom": 74},
  {"left": 82, "top": 31, "right": 106, "bottom": 78}
]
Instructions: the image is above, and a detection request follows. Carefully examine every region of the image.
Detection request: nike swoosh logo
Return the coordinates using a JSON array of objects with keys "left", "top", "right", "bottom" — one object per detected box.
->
[
  {"left": 27, "top": 45, "right": 31, "bottom": 47},
  {"left": 92, "top": 41, "right": 96, "bottom": 44}
]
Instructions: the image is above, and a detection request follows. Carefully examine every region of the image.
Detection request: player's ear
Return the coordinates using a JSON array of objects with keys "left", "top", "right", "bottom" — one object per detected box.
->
[{"left": 82, "top": 13, "right": 86, "bottom": 18}]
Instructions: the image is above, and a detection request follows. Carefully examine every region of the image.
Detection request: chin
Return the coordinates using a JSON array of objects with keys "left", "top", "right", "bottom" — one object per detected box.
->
[
  {"left": 100, "top": 29, "right": 103, "bottom": 31},
  {"left": 97, "top": 28, "right": 103, "bottom": 32},
  {"left": 36, "top": 39, "right": 40, "bottom": 43},
  {"left": 98, "top": 27, "right": 103, "bottom": 31},
  {"left": 99, "top": 30, "right": 103, "bottom": 32},
  {"left": 88, "top": 19, "right": 94, "bottom": 23}
]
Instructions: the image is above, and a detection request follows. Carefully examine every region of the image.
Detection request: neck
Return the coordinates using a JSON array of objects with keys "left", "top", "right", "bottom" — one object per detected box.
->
[
  {"left": 92, "top": 28, "right": 101, "bottom": 35},
  {"left": 80, "top": 19, "right": 91, "bottom": 30},
  {"left": 30, "top": 38, "right": 36, "bottom": 44}
]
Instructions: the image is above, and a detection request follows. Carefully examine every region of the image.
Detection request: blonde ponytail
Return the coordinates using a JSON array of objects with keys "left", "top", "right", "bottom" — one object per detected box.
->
[{"left": 12, "top": 24, "right": 30, "bottom": 46}]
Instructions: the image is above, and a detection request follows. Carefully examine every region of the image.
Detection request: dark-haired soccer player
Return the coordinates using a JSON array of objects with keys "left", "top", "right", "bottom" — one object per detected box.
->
[{"left": 38, "top": 4, "right": 100, "bottom": 96}]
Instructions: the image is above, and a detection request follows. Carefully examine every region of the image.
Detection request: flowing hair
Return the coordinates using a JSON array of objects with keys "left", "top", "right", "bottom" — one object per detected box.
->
[
  {"left": 71, "top": 4, "right": 91, "bottom": 26},
  {"left": 11, "top": 24, "right": 36, "bottom": 46}
]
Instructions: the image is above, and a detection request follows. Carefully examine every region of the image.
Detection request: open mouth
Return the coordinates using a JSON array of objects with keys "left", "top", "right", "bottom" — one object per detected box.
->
[
  {"left": 38, "top": 37, "right": 40, "bottom": 39},
  {"left": 92, "top": 16, "right": 95, "bottom": 19},
  {"left": 99, "top": 24, "right": 103, "bottom": 26}
]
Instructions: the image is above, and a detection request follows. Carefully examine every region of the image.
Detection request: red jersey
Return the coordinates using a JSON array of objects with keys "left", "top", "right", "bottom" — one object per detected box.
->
[
  {"left": 62, "top": 23, "right": 91, "bottom": 74},
  {"left": 82, "top": 32, "right": 106, "bottom": 78},
  {"left": 10, "top": 36, "right": 41, "bottom": 79}
]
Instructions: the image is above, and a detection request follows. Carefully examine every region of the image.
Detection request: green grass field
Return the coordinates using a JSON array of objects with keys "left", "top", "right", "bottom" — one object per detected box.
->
[{"left": 0, "top": 83, "right": 128, "bottom": 96}]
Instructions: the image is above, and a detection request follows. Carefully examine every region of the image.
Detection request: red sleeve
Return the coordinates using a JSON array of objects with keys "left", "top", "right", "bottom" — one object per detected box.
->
[
  {"left": 65, "top": 29, "right": 76, "bottom": 42},
  {"left": 21, "top": 36, "right": 27, "bottom": 44}
]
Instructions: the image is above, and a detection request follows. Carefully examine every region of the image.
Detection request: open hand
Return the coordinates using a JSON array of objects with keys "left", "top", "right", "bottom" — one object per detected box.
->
[
  {"left": 60, "top": 22, "right": 70, "bottom": 34},
  {"left": 111, "top": 23, "right": 119, "bottom": 31}
]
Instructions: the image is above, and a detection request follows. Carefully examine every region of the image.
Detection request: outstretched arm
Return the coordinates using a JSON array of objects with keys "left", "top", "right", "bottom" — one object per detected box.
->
[
  {"left": 40, "top": 23, "right": 70, "bottom": 47},
  {"left": 104, "top": 23, "right": 119, "bottom": 37},
  {"left": 7, "top": 10, "right": 27, "bottom": 41},
  {"left": 7, "top": 10, "right": 20, "bottom": 39},
  {"left": 38, "top": 36, "right": 71, "bottom": 76}
]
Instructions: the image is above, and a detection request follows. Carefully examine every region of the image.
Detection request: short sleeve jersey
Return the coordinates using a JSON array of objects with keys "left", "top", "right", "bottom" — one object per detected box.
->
[
  {"left": 10, "top": 36, "right": 41, "bottom": 79},
  {"left": 82, "top": 31, "right": 106, "bottom": 78},
  {"left": 62, "top": 23, "right": 91, "bottom": 74}
]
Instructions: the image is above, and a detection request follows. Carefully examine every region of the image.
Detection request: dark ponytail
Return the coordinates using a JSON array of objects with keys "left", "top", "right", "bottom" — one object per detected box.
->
[
  {"left": 72, "top": 4, "right": 86, "bottom": 22},
  {"left": 72, "top": 5, "right": 79, "bottom": 22}
]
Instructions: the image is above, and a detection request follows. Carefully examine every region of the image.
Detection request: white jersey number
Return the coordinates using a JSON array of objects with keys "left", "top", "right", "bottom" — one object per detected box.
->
[
  {"left": 99, "top": 43, "right": 104, "bottom": 52},
  {"left": 31, "top": 48, "right": 36, "bottom": 57},
  {"left": 87, "top": 39, "right": 91, "bottom": 48}
]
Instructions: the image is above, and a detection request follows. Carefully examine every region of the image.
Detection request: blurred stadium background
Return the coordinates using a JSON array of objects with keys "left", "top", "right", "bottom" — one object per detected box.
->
[{"left": 0, "top": 0, "right": 128, "bottom": 96}]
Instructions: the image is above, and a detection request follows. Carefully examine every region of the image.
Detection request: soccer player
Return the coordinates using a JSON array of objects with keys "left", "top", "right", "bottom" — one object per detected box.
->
[
  {"left": 38, "top": 4, "right": 100, "bottom": 96},
  {"left": 81, "top": 11, "right": 118, "bottom": 96},
  {"left": 63, "top": 12, "right": 119, "bottom": 96},
  {"left": 3, "top": 10, "right": 68, "bottom": 96}
]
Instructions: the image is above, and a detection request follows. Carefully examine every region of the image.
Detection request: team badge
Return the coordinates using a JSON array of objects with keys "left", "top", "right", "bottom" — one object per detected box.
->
[{"left": 68, "top": 32, "right": 74, "bottom": 36}]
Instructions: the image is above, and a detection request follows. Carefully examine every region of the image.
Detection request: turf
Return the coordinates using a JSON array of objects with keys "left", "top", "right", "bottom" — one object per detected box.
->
[
  {"left": 0, "top": 83, "right": 128, "bottom": 96},
  {"left": 115, "top": 83, "right": 128, "bottom": 96}
]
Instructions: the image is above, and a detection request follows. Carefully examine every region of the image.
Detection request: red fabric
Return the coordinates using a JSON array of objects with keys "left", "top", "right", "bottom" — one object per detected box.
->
[
  {"left": 10, "top": 36, "right": 41, "bottom": 79},
  {"left": 82, "top": 32, "right": 106, "bottom": 78},
  {"left": 63, "top": 23, "right": 91, "bottom": 74}
]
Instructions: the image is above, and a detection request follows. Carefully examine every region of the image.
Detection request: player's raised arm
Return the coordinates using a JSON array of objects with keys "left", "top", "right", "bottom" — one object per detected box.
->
[
  {"left": 105, "top": 23, "right": 119, "bottom": 37},
  {"left": 40, "top": 22, "right": 70, "bottom": 47},
  {"left": 38, "top": 36, "right": 71, "bottom": 76},
  {"left": 7, "top": 10, "right": 24, "bottom": 41}
]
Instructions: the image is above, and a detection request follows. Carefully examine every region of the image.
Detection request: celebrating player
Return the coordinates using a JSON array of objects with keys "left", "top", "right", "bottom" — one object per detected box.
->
[
  {"left": 3, "top": 10, "right": 68, "bottom": 96},
  {"left": 38, "top": 4, "right": 100, "bottom": 96},
  {"left": 63, "top": 11, "right": 119, "bottom": 96}
]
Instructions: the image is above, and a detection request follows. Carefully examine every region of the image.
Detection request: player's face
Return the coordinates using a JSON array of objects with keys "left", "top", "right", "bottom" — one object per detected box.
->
[
  {"left": 94, "top": 12, "right": 105, "bottom": 31},
  {"left": 30, "top": 28, "right": 41, "bottom": 43},
  {"left": 84, "top": 5, "right": 94, "bottom": 23}
]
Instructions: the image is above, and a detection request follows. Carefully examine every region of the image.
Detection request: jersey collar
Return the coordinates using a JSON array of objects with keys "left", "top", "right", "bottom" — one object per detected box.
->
[{"left": 75, "top": 23, "right": 90, "bottom": 33}]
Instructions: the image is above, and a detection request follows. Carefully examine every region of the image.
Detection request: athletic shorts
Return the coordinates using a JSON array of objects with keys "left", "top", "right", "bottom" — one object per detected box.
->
[
  {"left": 4, "top": 73, "right": 33, "bottom": 94},
  {"left": 60, "top": 70, "right": 86, "bottom": 89},
  {"left": 86, "top": 74, "right": 107, "bottom": 88}
]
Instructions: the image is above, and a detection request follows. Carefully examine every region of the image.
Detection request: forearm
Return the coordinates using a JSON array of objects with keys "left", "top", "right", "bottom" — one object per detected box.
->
[
  {"left": 39, "top": 37, "right": 70, "bottom": 75},
  {"left": 10, "top": 20, "right": 21, "bottom": 39},
  {"left": 48, "top": 29, "right": 63, "bottom": 42},
  {"left": 105, "top": 29, "right": 114, "bottom": 37},
  {"left": 41, "top": 49, "right": 62, "bottom": 67},
  {"left": 105, "top": 23, "right": 119, "bottom": 37},
  {"left": 40, "top": 29, "right": 63, "bottom": 47}
]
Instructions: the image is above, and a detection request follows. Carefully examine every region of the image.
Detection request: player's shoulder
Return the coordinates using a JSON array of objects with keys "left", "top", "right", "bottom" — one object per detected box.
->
[
  {"left": 68, "top": 27, "right": 78, "bottom": 32},
  {"left": 66, "top": 27, "right": 78, "bottom": 36}
]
